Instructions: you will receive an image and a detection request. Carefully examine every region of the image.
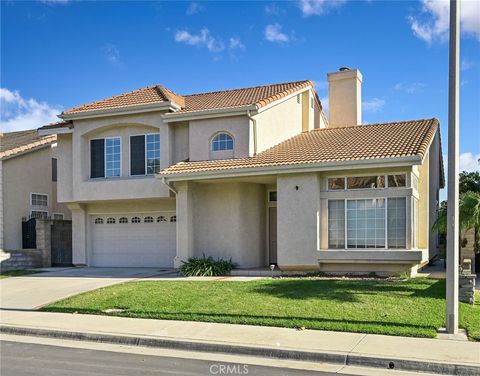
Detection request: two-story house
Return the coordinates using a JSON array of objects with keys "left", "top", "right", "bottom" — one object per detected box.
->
[{"left": 39, "top": 68, "right": 443, "bottom": 276}]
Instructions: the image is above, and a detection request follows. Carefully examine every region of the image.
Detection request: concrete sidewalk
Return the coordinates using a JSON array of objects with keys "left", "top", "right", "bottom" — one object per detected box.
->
[{"left": 1, "top": 310, "right": 479, "bottom": 375}]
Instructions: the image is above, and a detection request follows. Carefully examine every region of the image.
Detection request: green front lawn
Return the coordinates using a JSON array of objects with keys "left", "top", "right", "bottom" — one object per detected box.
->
[
  {"left": 43, "top": 278, "right": 480, "bottom": 341},
  {"left": 0, "top": 269, "right": 41, "bottom": 279}
]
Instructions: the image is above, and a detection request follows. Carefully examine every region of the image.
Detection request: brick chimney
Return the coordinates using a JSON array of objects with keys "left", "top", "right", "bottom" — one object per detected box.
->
[{"left": 327, "top": 67, "right": 362, "bottom": 127}]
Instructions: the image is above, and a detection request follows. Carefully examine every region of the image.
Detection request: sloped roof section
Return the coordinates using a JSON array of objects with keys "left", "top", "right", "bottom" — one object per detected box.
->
[
  {"left": 160, "top": 118, "right": 439, "bottom": 176},
  {"left": 62, "top": 80, "right": 316, "bottom": 116},
  {"left": 63, "top": 85, "right": 184, "bottom": 115},
  {"left": 0, "top": 129, "right": 56, "bottom": 159},
  {"left": 181, "top": 80, "right": 315, "bottom": 113}
]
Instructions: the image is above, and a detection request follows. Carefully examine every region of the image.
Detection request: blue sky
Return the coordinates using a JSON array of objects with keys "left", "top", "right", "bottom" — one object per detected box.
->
[{"left": 1, "top": 0, "right": 479, "bottom": 176}]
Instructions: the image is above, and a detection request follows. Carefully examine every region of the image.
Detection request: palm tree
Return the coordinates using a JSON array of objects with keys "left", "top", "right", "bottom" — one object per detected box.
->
[{"left": 433, "top": 191, "right": 480, "bottom": 254}]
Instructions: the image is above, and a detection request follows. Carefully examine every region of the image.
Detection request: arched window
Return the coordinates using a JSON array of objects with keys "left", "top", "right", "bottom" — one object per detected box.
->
[
  {"left": 211, "top": 133, "right": 233, "bottom": 151},
  {"left": 132, "top": 217, "right": 141, "bottom": 223},
  {"left": 157, "top": 216, "right": 166, "bottom": 222},
  {"left": 170, "top": 215, "right": 177, "bottom": 223},
  {"left": 106, "top": 217, "right": 116, "bottom": 224},
  {"left": 119, "top": 217, "right": 128, "bottom": 223},
  {"left": 144, "top": 216, "right": 154, "bottom": 223},
  {"left": 94, "top": 218, "right": 103, "bottom": 224}
]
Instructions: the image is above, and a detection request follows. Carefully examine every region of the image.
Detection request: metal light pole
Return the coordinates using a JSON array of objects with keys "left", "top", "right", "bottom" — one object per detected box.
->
[{"left": 446, "top": 0, "right": 460, "bottom": 334}]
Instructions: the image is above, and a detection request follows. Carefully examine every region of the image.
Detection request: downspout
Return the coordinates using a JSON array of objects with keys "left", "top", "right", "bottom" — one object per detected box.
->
[
  {"left": 248, "top": 110, "right": 258, "bottom": 156},
  {"left": 162, "top": 177, "right": 177, "bottom": 195}
]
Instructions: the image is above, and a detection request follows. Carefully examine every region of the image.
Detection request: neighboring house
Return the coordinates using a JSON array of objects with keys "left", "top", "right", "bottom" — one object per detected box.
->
[
  {"left": 0, "top": 129, "right": 71, "bottom": 250},
  {"left": 39, "top": 68, "right": 444, "bottom": 276}
]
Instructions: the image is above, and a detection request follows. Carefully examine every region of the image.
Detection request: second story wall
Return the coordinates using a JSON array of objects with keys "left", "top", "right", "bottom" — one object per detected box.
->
[
  {"left": 189, "top": 116, "right": 250, "bottom": 161},
  {"left": 254, "top": 90, "right": 315, "bottom": 154},
  {"left": 64, "top": 111, "right": 171, "bottom": 202}
]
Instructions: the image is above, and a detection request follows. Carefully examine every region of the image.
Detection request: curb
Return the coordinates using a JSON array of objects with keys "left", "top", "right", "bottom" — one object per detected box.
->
[{"left": 1, "top": 325, "right": 478, "bottom": 376}]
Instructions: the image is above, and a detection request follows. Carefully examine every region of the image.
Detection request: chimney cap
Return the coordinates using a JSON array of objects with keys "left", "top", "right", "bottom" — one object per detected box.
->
[{"left": 339, "top": 67, "right": 350, "bottom": 72}]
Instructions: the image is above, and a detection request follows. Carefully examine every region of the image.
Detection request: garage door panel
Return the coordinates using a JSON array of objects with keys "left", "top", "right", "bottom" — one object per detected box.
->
[{"left": 90, "top": 213, "right": 176, "bottom": 267}]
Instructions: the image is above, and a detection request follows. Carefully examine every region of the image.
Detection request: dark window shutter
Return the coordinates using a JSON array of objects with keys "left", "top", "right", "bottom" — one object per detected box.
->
[
  {"left": 130, "top": 135, "right": 145, "bottom": 175},
  {"left": 52, "top": 158, "right": 57, "bottom": 182},
  {"left": 90, "top": 139, "right": 105, "bottom": 178}
]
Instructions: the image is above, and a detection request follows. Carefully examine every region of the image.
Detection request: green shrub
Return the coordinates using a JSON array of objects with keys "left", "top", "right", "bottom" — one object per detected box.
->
[{"left": 180, "top": 255, "right": 236, "bottom": 276}]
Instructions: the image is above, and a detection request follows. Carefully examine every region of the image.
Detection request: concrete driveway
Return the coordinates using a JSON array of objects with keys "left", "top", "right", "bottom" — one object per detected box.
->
[{"left": 0, "top": 267, "right": 175, "bottom": 310}]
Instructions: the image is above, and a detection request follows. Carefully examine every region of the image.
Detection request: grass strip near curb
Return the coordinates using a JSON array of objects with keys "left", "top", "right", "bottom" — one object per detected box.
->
[{"left": 43, "top": 278, "right": 480, "bottom": 341}]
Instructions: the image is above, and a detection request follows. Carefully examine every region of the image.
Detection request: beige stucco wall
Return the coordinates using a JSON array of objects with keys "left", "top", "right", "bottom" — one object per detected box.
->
[
  {"left": 67, "top": 112, "right": 172, "bottom": 202},
  {"left": 192, "top": 182, "right": 266, "bottom": 267},
  {"left": 277, "top": 173, "right": 321, "bottom": 269},
  {"left": 254, "top": 94, "right": 305, "bottom": 154},
  {"left": 173, "top": 121, "right": 189, "bottom": 164},
  {"left": 2, "top": 146, "right": 71, "bottom": 250},
  {"left": 428, "top": 132, "right": 442, "bottom": 259},
  {"left": 327, "top": 69, "right": 362, "bottom": 127},
  {"left": 57, "top": 134, "right": 73, "bottom": 203},
  {"left": 417, "top": 152, "right": 429, "bottom": 250},
  {"left": 188, "top": 116, "right": 250, "bottom": 161}
]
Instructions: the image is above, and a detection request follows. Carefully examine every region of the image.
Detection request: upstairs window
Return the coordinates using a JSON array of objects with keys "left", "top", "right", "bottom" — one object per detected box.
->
[
  {"left": 212, "top": 133, "right": 233, "bottom": 151},
  {"left": 31, "top": 193, "right": 48, "bottom": 207},
  {"left": 130, "top": 133, "right": 160, "bottom": 176},
  {"left": 90, "top": 137, "right": 121, "bottom": 178},
  {"left": 52, "top": 158, "right": 57, "bottom": 182}
]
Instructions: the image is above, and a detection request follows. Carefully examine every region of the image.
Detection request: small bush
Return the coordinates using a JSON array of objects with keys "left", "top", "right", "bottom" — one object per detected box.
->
[{"left": 181, "top": 255, "right": 236, "bottom": 276}]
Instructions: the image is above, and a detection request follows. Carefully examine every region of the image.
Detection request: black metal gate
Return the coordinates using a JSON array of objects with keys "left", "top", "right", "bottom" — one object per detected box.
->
[
  {"left": 22, "top": 218, "right": 36, "bottom": 249},
  {"left": 51, "top": 220, "right": 72, "bottom": 266}
]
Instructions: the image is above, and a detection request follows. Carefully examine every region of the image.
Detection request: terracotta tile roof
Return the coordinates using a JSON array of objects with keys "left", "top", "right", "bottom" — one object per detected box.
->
[
  {"left": 62, "top": 80, "right": 316, "bottom": 115},
  {"left": 160, "top": 118, "right": 439, "bottom": 177},
  {"left": 0, "top": 129, "right": 56, "bottom": 159},
  {"left": 180, "top": 80, "right": 315, "bottom": 113},
  {"left": 62, "top": 85, "right": 184, "bottom": 115}
]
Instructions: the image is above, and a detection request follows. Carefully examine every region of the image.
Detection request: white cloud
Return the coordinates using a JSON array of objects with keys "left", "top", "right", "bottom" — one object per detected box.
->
[
  {"left": 175, "top": 28, "right": 225, "bottom": 52},
  {"left": 298, "top": 0, "right": 346, "bottom": 17},
  {"left": 393, "top": 82, "right": 426, "bottom": 94},
  {"left": 264, "top": 23, "right": 289, "bottom": 43},
  {"left": 460, "top": 152, "right": 480, "bottom": 172},
  {"left": 0, "top": 88, "right": 62, "bottom": 132},
  {"left": 229, "top": 37, "right": 245, "bottom": 51},
  {"left": 461, "top": 57, "right": 474, "bottom": 71},
  {"left": 408, "top": 0, "right": 480, "bottom": 44},
  {"left": 101, "top": 43, "right": 122, "bottom": 67},
  {"left": 363, "top": 98, "right": 385, "bottom": 113},
  {"left": 186, "top": 2, "right": 204, "bottom": 16}
]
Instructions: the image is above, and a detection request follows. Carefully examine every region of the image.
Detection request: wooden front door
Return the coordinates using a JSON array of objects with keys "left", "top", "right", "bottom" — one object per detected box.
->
[{"left": 269, "top": 207, "right": 277, "bottom": 264}]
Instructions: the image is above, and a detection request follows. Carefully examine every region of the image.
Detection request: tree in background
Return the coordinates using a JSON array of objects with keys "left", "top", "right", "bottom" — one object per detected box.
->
[{"left": 434, "top": 171, "right": 480, "bottom": 262}]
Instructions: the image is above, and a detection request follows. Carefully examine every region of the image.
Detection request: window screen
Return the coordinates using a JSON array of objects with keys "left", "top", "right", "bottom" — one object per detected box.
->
[{"left": 90, "top": 139, "right": 105, "bottom": 178}]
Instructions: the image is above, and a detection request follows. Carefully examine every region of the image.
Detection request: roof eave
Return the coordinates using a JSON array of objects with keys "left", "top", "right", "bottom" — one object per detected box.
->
[
  {"left": 60, "top": 101, "right": 174, "bottom": 121},
  {"left": 38, "top": 127, "right": 73, "bottom": 136},
  {"left": 162, "top": 105, "right": 257, "bottom": 123},
  {"left": 158, "top": 155, "right": 423, "bottom": 182},
  {"left": 0, "top": 141, "right": 55, "bottom": 161}
]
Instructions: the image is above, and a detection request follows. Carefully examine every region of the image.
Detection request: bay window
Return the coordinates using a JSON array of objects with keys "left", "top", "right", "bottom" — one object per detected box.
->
[{"left": 327, "top": 197, "right": 408, "bottom": 250}]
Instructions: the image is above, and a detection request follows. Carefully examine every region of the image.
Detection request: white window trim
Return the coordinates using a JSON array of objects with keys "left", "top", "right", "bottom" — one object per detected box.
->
[
  {"left": 327, "top": 196, "right": 409, "bottom": 250},
  {"left": 129, "top": 133, "right": 161, "bottom": 177},
  {"left": 30, "top": 192, "right": 49, "bottom": 207},
  {"left": 211, "top": 132, "right": 234, "bottom": 152},
  {"left": 30, "top": 210, "right": 49, "bottom": 219},
  {"left": 89, "top": 137, "right": 122, "bottom": 179},
  {"left": 105, "top": 136, "right": 122, "bottom": 178},
  {"left": 53, "top": 213, "right": 64, "bottom": 220}
]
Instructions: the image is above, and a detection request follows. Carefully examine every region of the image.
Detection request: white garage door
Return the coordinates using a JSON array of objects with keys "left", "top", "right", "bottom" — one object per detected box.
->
[{"left": 90, "top": 213, "right": 176, "bottom": 267}]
